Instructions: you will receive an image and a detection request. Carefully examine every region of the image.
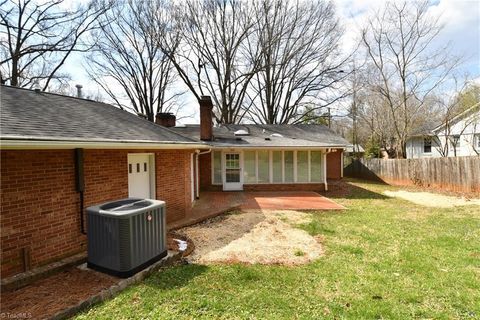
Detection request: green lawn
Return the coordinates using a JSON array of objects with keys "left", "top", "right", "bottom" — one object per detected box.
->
[{"left": 76, "top": 180, "right": 480, "bottom": 319}]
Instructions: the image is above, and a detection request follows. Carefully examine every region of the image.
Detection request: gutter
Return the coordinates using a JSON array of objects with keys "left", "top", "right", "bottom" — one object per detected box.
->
[
  {"left": 206, "top": 146, "right": 348, "bottom": 150},
  {"left": 0, "top": 138, "right": 208, "bottom": 150}
]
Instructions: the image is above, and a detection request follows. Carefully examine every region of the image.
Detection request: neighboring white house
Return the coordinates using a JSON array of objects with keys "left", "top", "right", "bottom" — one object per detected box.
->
[{"left": 406, "top": 103, "right": 480, "bottom": 159}]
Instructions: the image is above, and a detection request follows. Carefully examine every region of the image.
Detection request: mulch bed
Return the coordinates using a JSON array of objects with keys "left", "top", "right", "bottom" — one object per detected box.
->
[
  {"left": 0, "top": 232, "right": 193, "bottom": 320},
  {"left": 0, "top": 268, "right": 116, "bottom": 319}
]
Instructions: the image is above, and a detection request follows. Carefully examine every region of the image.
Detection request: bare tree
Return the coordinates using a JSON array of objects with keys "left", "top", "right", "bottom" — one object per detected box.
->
[
  {"left": 357, "top": 84, "right": 399, "bottom": 157},
  {"left": 344, "top": 61, "right": 365, "bottom": 155},
  {"left": 361, "top": 0, "right": 460, "bottom": 158},
  {"left": 247, "top": 0, "right": 347, "bottom": 124},
  {"left": 0, "top": 0, "right": 109, "bottom": 90},
  {"left": 85, "top": 0, "right": 181, "bottom": 122},
  {"left": 151, "top": 0, "right": 260, "bottom": 124}
]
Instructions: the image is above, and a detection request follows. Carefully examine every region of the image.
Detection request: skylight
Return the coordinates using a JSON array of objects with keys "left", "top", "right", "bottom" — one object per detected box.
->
[
  {"left": 234, "top": 129, "right": 249, "bottom": 136},
  {"left": 270, "top": 133, "right": 283, "bottom": 138}
]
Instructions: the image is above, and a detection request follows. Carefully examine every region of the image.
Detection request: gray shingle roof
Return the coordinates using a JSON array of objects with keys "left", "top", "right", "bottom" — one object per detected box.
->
[
  {"left": 172, "top": 124, "right": 349, "bottom": 148},
  {"left": 0, "top": 85, "right": 196, "bottom": 144}
]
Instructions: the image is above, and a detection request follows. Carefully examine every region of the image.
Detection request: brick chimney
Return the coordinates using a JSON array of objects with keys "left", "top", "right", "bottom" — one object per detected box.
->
[
  {"left": 199, "top": 96, "right": 213, "bottom": 141},
  {"left": 155, "top": 112, "right": 176, "bottom": 127}
]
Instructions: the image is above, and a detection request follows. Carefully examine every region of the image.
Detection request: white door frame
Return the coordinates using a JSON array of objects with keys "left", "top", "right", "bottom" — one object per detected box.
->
[
  {"left": 222, "top": 151, "right": 243, "bottom": 191},
  {"left": 127, "top": 153, "right": 156, "bottom": 199}
]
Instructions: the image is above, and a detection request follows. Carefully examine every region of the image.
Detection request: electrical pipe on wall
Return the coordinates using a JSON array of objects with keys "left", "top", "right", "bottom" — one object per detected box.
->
[{"left": 74, "top": 148, "right": 86, "bottom": 235}]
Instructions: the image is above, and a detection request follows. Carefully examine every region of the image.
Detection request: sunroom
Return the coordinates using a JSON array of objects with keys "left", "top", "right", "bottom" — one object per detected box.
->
[{"left": 210, "top": 149, "right": 329, "bottom": 191}]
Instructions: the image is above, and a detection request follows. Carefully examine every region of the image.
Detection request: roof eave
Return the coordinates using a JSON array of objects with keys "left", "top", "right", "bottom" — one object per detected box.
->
[
  {"left": 0, "top": 136, "right": 208, "bottom": 150},
  {"left": 207, "top": 145, "right": 348, "bottom": 150},
  {"left": 432, "top": 102, "right": 480, "bottom": 133}
]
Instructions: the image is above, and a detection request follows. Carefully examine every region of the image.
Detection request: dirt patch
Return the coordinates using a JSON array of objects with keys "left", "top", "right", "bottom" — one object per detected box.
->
[
  {"left": 384, "top": 190, "right": 480, "bottom": 208},
  {"left": 180, "top": 210, "right": 323, "bottom": 265},
  {"left": 0, "top": 268, "right": 116, "bottom": 319}
]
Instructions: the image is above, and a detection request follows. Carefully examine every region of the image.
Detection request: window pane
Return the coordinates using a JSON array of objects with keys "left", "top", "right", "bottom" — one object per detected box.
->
[
  {"left": 423, "top": 137, "right": 432, "bottom": 153},
  {"left": 450, "top": 135, "right": 460, "bottom": 148},
  {"left": 257, "top": 150, "right": 270, "bottom": 183},
  {"left": 310, "top": 151, "right": 322, "bottom": 182},
  {"left": 244, "top": 151, "right": 256, "bottom": 183},
  {"left": 213, "top": 151, "right": 222, "bottom": 184},
  {"left": 297, "top": 151, "right": 308, "bottom": 182},
  {"left": 272, "top": 151, "right": 282, "bottom": 183},
  {"left": 284, "top": 151, "right": 294, "bottom": 182}
]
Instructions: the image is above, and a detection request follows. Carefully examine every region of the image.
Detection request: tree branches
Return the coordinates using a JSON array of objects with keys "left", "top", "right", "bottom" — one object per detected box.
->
[
  {"left": 85, "top": 0, "right": 182, "bottom": 122},
  {"left": 247, "top": 0, "right": 347, "bottom": 124},
  {"left": 360, "top": 0, "right": 460, "bottom": 157},
  {"left": 0, "top": 0, "right": 110, "bottom": 90},
  {"left": 151, "top": 0, "right": 346, "bottom": 124}
]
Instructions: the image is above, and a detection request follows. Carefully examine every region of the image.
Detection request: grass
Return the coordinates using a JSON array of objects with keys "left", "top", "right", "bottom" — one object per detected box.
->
[
  {"left": 294, "top": 249, "right": 305, "bottom": 257},
  {"left": 76, "top": 180, "right": 480, "bottom": 319}
]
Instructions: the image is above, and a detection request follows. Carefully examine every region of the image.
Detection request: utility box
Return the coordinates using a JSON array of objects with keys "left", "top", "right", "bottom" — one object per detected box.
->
[{"left": 86, "top": 198, "right": 167, "bottom": 277}]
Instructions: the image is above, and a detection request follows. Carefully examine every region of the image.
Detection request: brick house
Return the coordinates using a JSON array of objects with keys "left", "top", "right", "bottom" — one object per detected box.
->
[
  {"left": 1, "top": 86, "right": 347, "bottom": 278},
  {"left": 0, "top": 85, "right": 205, "bottom": 277},
  {"left": 172, "top": 97, "right": 348, "bottom": 195}
]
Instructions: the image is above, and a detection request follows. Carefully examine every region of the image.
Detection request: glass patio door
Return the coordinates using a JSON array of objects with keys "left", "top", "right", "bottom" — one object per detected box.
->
[{"left": 223, "top": 152, "right": 243, "bottom": 191}]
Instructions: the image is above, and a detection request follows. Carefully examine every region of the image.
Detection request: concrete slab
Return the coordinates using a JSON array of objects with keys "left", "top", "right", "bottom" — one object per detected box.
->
[{"left": 239, "top": 191, "right": 345, "bottom": 210}]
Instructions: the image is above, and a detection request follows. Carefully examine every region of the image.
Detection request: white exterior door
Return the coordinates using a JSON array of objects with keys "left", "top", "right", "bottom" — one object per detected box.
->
[
  {"left": 128, "top": 154, "right": 154, "bottom": 198},
  {"left": 223, "top": 152, "right": 243, "bottom": 191}
]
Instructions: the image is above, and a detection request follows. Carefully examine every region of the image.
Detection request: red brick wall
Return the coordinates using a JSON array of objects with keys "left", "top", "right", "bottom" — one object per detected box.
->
[
  {"left": 83, "top": 150, "right": 128, "bottom": 208},
  {"left": 1, "top": 150, "right": 83, "bottom": 277},
  {"left": 155, "top": 150, "right": 193, "bottom": 222},
  {"left": 327, "top": 149, "right": 343, "bottom": 180},
  {"left": 1, "top": 149, "right": 194, "bottom": 277},
  {"left": 84, "top": 149, "right": 193, "bottom": 223}
]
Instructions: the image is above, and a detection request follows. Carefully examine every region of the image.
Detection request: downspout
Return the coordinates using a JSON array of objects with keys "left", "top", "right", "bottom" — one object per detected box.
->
[
  {"left": 195, "top": 149, "right": 212, "bottom": 199},
  {"left": 340, "top": 148, "right": 344, "bottom": 178},
  {"left": 74, "top": 149, "right": 86, "bottom": 235},
  {"left": 323, "top": 148, "right": 333, "bottom": 192}
]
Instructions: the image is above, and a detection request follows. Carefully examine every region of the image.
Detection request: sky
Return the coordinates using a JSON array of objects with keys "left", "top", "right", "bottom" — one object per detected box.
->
[
  {"left": 335, "top": 0, "right": 480, "bottom": 77},
  {"left": 62, "top": 0, "right": 480, "bottom": 123}
]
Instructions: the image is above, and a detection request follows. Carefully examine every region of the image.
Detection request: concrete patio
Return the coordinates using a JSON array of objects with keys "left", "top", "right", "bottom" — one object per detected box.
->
[{"left": 169, "top": 191, "right": 344, "bottom": 230}]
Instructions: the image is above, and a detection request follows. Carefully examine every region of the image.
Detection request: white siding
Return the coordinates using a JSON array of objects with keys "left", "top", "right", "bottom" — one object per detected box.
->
[{"left": 406, "top": 109, "right": 479, "bottom": 158}]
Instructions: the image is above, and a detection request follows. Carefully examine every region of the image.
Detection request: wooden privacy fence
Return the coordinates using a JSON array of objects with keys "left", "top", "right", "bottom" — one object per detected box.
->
[{"left": 344, "top": 156, "right": 480, "bottom": 194}]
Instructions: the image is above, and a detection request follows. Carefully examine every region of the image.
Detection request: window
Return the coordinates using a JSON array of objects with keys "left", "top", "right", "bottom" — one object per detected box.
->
[
  {"left": 284, "top": 151, "right": 294, "bottom": 182},
  {"left": 238, "top": 150, "right": 327, "bottom": 185},
  {"left": 450, "top": 135, "right": 460, "bottom": 149},
  {"left": 423, "top": 137, "right": 432, "bottom": 153},
  {"left": 310, "top": 151, "right": 323, "bottom": 182},
  {"left": 257, "top": 150, "right": 270, "bottom": 183},
  {"left": 243, "top": 151, "right": 256, "bottom": 183},
  {"left": 225, "top": 153, "right": 240, "bottom": 183},
  {"left": 272, "top": 151, "right": 283, "bottom": 183},
  {"left": 296, "top": 151, "right": 309, "bottom": 182},
  {"left": 212, "top": 151, "right": 222, "bottom": 184}
]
